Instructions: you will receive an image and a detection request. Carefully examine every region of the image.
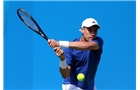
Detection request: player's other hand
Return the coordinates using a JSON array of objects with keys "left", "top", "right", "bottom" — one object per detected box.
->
[
  {"left": 54, "top": 47, "right": 65, "bottom": 60},
  {"left": 48, "top": 39, "right": 60, "bottom": 48}
]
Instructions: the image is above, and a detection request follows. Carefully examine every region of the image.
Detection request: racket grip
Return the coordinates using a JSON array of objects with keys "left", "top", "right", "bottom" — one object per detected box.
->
[{"left": 48, "top": 39, "right": 51, "bottom": 42}]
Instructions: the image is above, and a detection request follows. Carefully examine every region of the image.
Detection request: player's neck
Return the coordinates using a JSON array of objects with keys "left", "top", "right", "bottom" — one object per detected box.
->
[{"left": 80, "top": 36, "right": 87, "bottom": 42}]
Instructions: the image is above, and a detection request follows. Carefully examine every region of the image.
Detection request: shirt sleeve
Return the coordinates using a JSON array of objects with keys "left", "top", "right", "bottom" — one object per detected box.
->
[
  {"left": 93, "top": 37, "right": 104, "bottom": 49},
  {"left": 63, "top": 48, "right": 73, "bottom": 66}
]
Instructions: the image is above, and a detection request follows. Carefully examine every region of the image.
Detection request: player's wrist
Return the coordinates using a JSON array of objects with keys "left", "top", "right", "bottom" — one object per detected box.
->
[
  {"left": 59, "top": 56, "right": 65, "bottom": 61},
  {"left": 59, "top": 41, "right": 69, "bottom": 48},
  {"left": 60, "top": 59, "right": 67, "bottom": 69}
]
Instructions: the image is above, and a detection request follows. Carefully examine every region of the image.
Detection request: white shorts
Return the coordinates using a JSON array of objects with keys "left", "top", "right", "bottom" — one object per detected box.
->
[{"left": 62, "top": 84, "right": 96, "bottom": 90}]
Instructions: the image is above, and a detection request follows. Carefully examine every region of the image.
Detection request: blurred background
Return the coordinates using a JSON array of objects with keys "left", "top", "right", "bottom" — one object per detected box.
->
[{"left": 4, "top": 1, "right": 136, "bottom": 90}]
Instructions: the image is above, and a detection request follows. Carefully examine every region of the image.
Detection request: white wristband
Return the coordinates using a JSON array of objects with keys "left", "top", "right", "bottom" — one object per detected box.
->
[
  {"left": 60, "top": 60, "right": 67, "bottom": 69},
  {"left": 59, "top": 41, "right": 69, "bottom": 48}
]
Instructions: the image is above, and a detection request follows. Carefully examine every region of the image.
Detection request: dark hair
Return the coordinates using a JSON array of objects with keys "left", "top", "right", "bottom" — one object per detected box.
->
[{"left": 83, "top": 25, "right": 100, "bottom": 29}]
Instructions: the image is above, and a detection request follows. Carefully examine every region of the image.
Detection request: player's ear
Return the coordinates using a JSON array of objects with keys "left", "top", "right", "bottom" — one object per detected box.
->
[{"left": 80, "top": 27, "right": 84, "bottom": 33}]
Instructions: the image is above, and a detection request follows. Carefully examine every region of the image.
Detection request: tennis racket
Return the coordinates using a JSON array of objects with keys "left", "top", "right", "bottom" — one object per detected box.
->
[{"left": 17, "top": 8, "right": 49, "bottom": 41}]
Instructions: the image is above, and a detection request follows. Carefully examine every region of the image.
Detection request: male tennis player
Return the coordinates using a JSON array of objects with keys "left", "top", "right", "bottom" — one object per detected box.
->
[{"left": 48, "top": 18, "right": 103, "bottom": 90}]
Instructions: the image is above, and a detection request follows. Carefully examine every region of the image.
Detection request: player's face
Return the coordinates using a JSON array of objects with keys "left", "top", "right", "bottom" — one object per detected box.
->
[{"left": 82, "top": 26, "right": 98, "bottom": 41}]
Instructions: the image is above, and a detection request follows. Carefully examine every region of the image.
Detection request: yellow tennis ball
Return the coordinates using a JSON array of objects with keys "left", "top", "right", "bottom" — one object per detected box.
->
[{"left": 77, "top": 73, "right": 85, "bottom": 81}]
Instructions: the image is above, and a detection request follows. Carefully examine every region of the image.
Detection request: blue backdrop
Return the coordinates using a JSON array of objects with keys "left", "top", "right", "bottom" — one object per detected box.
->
[{"left": 4, "top": 1, "right": 136, "bottom": 90}]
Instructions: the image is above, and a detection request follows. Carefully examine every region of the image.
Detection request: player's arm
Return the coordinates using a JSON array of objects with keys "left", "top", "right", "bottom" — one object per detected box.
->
[
  {"left": 53, "top": 47, "right": 70, "bottom": 78},
  {"left": 48, "top": 40, "right": 70, "bottom": 78},
  {"left": 69, "top": 41, "right": 99, "bottom": 50},
  {"left": 59, "top": 41, "right": 99, "bottom": 50},
  {"left": 60, "top": 64, "right": 71, "bottom": 79},
  {"left": 48, "top": 39, "right": 99, "bottom": 50}
]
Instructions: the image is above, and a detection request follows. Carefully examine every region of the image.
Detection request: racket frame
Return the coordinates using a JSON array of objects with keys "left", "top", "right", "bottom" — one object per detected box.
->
[{"left": 17, "top": 8, "right": 49, "bottom": 41}]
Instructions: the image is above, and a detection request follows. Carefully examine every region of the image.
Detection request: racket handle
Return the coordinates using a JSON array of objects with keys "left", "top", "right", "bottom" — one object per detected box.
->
[{"left": 44, "top": 36, "right": 49, "bottom": 41}]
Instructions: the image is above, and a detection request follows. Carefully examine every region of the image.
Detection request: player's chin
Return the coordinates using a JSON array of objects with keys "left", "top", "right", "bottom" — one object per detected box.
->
[{"left": 88, "top": 38, "right": 94, "bottom": 41}]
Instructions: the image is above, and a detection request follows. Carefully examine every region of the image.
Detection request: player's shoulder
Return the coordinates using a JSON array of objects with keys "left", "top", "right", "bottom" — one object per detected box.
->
[
  {"left": 94, "top": 36, "right": 104, "bottom": 42},
  {"left": 95, "top": 36, "right": 103, "bottom": 40}
]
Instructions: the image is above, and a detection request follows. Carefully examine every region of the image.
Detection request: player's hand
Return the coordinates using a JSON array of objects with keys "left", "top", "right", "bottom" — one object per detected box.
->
[
  {"left": 48, "top": 39, "right": 60, "bottom": 48},
  {"left": 53, "top": 47, "right": 65, "bottom": 60}
]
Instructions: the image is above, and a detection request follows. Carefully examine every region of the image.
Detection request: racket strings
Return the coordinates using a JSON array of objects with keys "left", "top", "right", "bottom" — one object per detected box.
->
[{"left": 19, "top": 11, "right": 39, "bottom": 31}]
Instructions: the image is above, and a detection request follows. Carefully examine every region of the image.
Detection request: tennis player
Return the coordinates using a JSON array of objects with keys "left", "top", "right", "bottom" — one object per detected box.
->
[{"left": 48, "top": 18, "right": 103, "bottom": 90}]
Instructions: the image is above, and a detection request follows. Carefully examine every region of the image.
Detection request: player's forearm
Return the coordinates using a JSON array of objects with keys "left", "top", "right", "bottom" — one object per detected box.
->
[
  {"left": 69, "top": 42, "right": 99, "bottom": 50},
  {"left": 60, "top": 67, "right": 70, "bottom": 78},
  {"left": 59, "top": 57, "right": 70, "bottom": 78}
]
